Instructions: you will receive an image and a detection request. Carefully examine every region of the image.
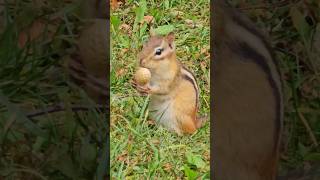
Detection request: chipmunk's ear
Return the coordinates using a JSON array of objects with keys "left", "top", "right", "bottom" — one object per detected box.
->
[
  {"left": 166, "top": 32, "right": 175, "bottom": 43},
  {"left": 166, "top": 32, "right": 175, "bottom": 49}
]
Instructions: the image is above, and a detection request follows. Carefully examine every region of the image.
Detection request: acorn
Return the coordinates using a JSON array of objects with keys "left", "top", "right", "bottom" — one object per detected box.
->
[{"left": 134, "top": 67, "right": 151, "bottom": 85}]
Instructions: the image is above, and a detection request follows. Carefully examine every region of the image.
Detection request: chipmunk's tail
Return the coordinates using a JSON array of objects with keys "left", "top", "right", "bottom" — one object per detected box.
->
[{"left": 196, "top": 115, "right": 208, "bottom": 128}]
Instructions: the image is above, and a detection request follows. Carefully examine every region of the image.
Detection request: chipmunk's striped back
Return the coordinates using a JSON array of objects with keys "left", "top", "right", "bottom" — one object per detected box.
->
[
  {"left": 181, "top": 66, "right": 199, "bottom": 109},
  {"left": 212, "top": 1, "right": 283, "bottom": 180},
  {"left": 222, "top": 0, "right": 283, "bottom": 148}
]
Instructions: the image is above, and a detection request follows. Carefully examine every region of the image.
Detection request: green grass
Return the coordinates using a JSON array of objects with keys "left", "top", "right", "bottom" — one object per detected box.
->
[{"left": 110, "top": 0, "right": 210, "bottom": 179}]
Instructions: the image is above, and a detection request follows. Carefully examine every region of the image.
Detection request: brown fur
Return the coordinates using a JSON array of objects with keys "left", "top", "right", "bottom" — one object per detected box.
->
[{"left": 212, "top": 1, "right": 283, "bottom": 179}]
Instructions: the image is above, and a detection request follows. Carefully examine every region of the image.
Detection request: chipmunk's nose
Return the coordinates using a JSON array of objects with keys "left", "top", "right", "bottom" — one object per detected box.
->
[{"left": 140, "top": 58, "right": 145, "bottom": 66}]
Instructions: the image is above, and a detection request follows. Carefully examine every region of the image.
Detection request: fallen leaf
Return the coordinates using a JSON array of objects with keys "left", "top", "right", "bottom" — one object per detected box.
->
[
  {"left": 170, "top": 10, "right": 184, "bottom": 19},
  {"left": 194, "top": 53, "right": 201, "bottom": 59},
  {"left": 147, "top": 119, "right": 155, "bottom": 125},
  {"left": 18, "top": 33, "right": 28, "bottom": 49},
  {"left": 151, "top": 139, "right": 160, "bottom": 145},
  {"left": 18, "top": 19, "right": 45, "bottom": 48},
  {"left": 18, "top": 19, "right": 58, "bottom": 49},
  {"left": 121, "top": 48, "right": 129, "bottom": 54},
  {"left": 117, "top": 151, "right": 128, "bottom": 162},
  {"left": 142, "top": 15, "right": 154, "bottom": 24},
  {"left": 201, "top": 48, "right": 209, "bottom": 56},
  {"left": 111, "top": 0, "right": 119, "bottom": 10},
  {"left": 116, "top": 68, "right": 126, "bottom": 77},
  {"left": 185, "top": 19, "right": 195, "bottom": 28},
  {"left": 146, "top": 154, "right": 152, "bottom": 162},
  {"left": 203, "top": 151, "right": 210, "bottom": 161},
  {"left": 163, "top": 163, "right": 172, "bottom": 171},
  {"left": 120, "top": 23, "right": 132, "bottom": 34}
]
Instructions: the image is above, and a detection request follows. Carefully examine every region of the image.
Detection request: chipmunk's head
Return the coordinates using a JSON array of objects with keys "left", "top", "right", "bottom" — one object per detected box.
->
[{"left": 138, "top": 32, "right": 176, "bottom": 70}]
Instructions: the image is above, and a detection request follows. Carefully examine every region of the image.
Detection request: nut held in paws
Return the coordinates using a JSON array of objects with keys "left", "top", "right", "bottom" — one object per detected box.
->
[{"left": 134, "top": 67, "right": 151, "bottom": 85}]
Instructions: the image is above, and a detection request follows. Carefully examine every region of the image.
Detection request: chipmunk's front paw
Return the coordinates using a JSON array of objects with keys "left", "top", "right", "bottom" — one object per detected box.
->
[
  {"left": 131, "top": 81, "right": 151, "bottom": 96},
  {"left": 136, "top": 85, "right": 151, "bottom": 95}
]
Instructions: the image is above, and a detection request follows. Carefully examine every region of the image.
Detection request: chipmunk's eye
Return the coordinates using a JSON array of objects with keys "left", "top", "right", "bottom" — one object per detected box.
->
[{"left": 155, "top": 48, "right": 163, "bottom": 56}]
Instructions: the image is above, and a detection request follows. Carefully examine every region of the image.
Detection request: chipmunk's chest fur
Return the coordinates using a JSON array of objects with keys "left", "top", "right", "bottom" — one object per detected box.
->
[
  {"left": 149, "top": 94, "right": 178, "bottom": 132},
  {"left": 148, "top": 79, "right": 180, "bottom": 133},
  {"left": 148, "top": 67, "right": 199, "bottom": 134}
]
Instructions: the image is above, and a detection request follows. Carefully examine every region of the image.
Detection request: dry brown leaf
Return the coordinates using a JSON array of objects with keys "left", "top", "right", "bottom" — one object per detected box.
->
[
  {"left": 185, "top": 19, "right": 195, "bottom": 28},
  {"left": 111, "top": 0, "right": 119, "bottom": 10},
  {"left": 116, "top": 68, "right": 126, "bottom": 77},
  {"left": 200, "top": 60, "right": 207, "bottom": 69},
  {"left": 194, "top": 53, "right": 201, "bottom": 59},
  {"left": 163, "top": 163, "right": 172, "bottom": 171},
  {"left": 151, "top": 139, "right": 160, "bottom": 145},
  {"left": 121, "top": 48, "right": 129, "bottom": 54},
  {"left": 201, "top": 48, "right": 210, "bottom": 56},
  {"left": 146, "top": 154, "right": 152, "bottom": 162},
  {"left": 120, "top": 23, "right": 132, "bottom": 34},
  {"left": 18, "top": 20, "right": 45, "bottom": 48},
  {"left": 203, "top": 151, "right": 210, "bottom": 161},
  {"left": 18, "top": 19, "right": 58, "bottom": 49},
  {"left": 147, "top": 119, "right": 155, "bottom": 125},
  {"left": 117, "top": 151, "right": 128, "bottom": 162},
  {"left": 18, "top": 33, "right": 28, "bottom": 49},
  {"left": 143, "top": 15, "right": 154, "bottom": 24},
  {"left": 170, "top": 10, "right": 184, "bottom": 19}
]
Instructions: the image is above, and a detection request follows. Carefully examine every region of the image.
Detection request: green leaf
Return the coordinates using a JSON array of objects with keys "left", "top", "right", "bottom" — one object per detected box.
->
[
  {"left": 111, "top": 15, "right": 121, "bottom": 31},
  {"left": 52, "top": 154, "right": 79, "bottom": 179},
  {"left": 153, "top": 25, "right": 175, "bottom": 36},
  {"left": 80, "top": 138, "right": 97, "bottom": 168},
  {"left": 298, "top": 142, "right": 308, "bottom": 157},
  {"left": 0, "top": 91, "right": 46, "bottom": 137},
  {"left": 164, "top": 0, "right": 170, "bottom": 9},
  {"left": 183, "top": 164, "right": 198, "bottom": 180},
  {"left": 290, "top": 6, "right": 312, "bottom": 43},
  {"left": 32, "top": 136, "right": 46, "bottom": 152},
  {"left": 133, "top": 0, "right": 147, "bottom": 33},
  {"left": 139, "top": 22, "right": 148, "bottom": 38},
  {"left": 186, "top": 151, "right": 206, "bottom": 169}
]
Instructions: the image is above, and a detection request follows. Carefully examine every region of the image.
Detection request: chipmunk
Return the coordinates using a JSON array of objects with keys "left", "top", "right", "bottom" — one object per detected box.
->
[
  {"left": 66, "top": 18, "right": 109, "bottom": 104},
  {"left": 212, "top": 0, "right": 283, "bottom": 180},
  {"left": 133, "top": 32, "right": 206, "bottom": 135},
  {"left": 66, "top": 0, "right": 109, "bottom": 104}
]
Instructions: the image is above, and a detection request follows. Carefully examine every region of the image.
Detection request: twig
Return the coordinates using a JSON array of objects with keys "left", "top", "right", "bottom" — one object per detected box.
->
[
  {"left": 298, "top": 110, "right": 319, "bottom": 147},
  {"left": 26, "top": 103, "right": 107, "bottom": 119}
]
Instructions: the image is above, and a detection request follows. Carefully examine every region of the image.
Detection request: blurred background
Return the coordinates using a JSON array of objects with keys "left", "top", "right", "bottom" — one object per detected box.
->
[
  {"left": 0, "top": 0, "right": 108, "bottom": 179},
  {"left": 228, "top": 0, "right": 320, "bottom": 177}
]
